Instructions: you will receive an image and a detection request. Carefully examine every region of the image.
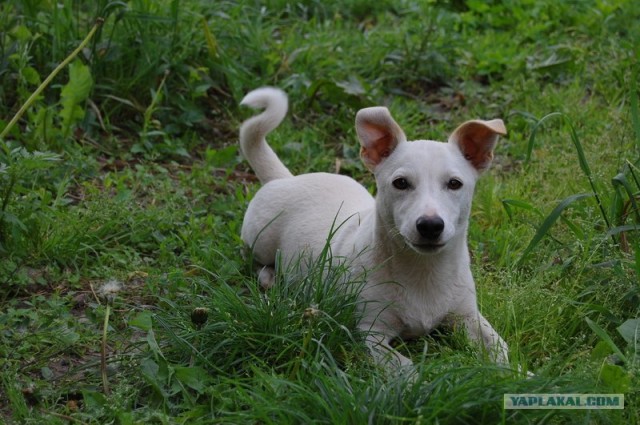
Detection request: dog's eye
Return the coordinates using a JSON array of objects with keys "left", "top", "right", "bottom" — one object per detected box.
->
[
  {"left": 392, "top": 178, "right": 410, "bottom": 190},
  {"left": 447, "top": 178, "right": 463, "bottom": 190}
]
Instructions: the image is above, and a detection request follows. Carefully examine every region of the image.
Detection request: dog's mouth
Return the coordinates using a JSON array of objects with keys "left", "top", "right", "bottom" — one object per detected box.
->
[{"left": 410, "top": 242, "right": 445, "bottom": 253}]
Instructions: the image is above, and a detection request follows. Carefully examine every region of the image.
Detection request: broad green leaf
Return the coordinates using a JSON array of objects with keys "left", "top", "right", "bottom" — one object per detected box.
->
[
  {"left": 142, "top": 356, "right": 173, "bottom": 390},
  {"left": 140, "top": 358, "right": 165, "bottom": 397},
  {"left": 82, "top": 390, "right": 108, "bottom": 410},
  {"left": 174, "top": 366, "right": 209, "bottom": 393},
  {"left": 10, "top": 25, "right": 32, "bottom": 42},
  {"left": 140, "top": 358, "right": 159, "bottom": 380},
  {"left": 617, "top": 318, "right": 639, "bottom": 345},
  {"left": 59, "top": 61, "right": 93, "bottom": 137},
  {"left": 600, "top": 364, "right": 631, "bottom": 393},
  {"left": 206, "top": 145, "right": 238, "bottom": 167},
  {"left": 59, "top": 328, "right": 80, "bottom": 345},
  {"left": 590, "top": 340, "right": 613, "bottom": 362},
  {"left": 129, "top": 310, "right": 153, "bottom": 331},
  {"left": 41, "top": 366, "right": 54, "bottom": 380},
  {"left": 117, "top": 411, "right": 135, "bottom": 425},
  {"left": 21, "top": 66, "right": 41, "bottom": 85}
]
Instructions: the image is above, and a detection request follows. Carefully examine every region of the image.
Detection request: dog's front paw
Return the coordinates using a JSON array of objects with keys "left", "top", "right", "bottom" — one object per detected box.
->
[
  {"left": 491, "top": 338, "right": 510, "bottom": 366},
  {"left": 258, "top": 266, "right": 275, "bottom": 289},
  {"left": 366, "top": 335, "right": 414, "bottom": 371},
  {"left": 517, "top": 364, "right": 535, "bottom": 379}
]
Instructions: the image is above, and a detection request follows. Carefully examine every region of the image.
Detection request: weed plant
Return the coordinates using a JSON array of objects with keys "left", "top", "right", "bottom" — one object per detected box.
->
[{"left": 0, "top": 0, "right": 639, "bottom": 423}]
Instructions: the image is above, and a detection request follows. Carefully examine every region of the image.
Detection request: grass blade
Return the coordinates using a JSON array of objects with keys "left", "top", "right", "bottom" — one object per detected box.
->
[
  {"left": 501, "top": 199, "right": 542, "bottom": 221},
  {"left": 524, "top": 110, "right": 593, "bottom": 177},
  {"left": 517, "top": 192, "right": 593, "bottom": 265},
  {"left": 631, "top": 66, "right": 640, "bottom": 152},
  {"left": 612, "top": 172, "right": 640, "bottom": 223},
  {"left": 565, "top": 117, "right": 592, "bottom": 179},
  {"left": 627, "top": 160, "right": 640, "bottom": 188},
  {"left": 606, "top": 224, "right": 640, "bottom": 237},
  {"left": 525, "top": 112, "right": 562, "bottom": 163},
  {"left": 201, "top": 17, "right": 219, "bottom": 59},
  {"left": 524, "top": 112, "right": 611, "bottom": 230}
]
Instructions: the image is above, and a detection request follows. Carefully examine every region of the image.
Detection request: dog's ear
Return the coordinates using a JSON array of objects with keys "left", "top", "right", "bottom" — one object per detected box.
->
[
  {"left": 356, "top": 107, "right": 406, "bottom": 170},
  {"left": 449, "top": 119, "right": 506, "bottom": 172}
]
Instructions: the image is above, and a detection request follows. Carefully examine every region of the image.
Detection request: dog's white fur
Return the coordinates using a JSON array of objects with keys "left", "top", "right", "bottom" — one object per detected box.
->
[{"left": 239, "top": 87, "right": 509, "bottom": 368}]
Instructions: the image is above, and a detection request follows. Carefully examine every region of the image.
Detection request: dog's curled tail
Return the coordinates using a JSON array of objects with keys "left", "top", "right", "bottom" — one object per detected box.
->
[{"left": 239, "top": 87, "right": 293, "bottom": 183}]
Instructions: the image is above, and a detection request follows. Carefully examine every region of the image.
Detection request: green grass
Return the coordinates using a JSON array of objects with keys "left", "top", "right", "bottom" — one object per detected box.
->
[{"left": 1, "top": 0, "right": 639, "bottom": 423}]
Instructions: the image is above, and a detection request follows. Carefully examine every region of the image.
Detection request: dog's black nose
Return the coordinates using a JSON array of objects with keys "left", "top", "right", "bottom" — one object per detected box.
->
[{"left": 416, "top": 216, "right": 444, "bottom": 240}]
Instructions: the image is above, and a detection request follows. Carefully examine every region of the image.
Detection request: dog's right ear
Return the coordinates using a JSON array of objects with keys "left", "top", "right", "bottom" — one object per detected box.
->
[
  {"left": 356, "top": 107, "right": 406, "bottom": 170},
  {"left": 448, "top": 119, "right": 506, "bottom": 172}
]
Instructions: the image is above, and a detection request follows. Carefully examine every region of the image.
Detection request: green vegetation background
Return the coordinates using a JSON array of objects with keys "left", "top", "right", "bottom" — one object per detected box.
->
[{"left": 0, "top": 0, "right": 638, "bottom": 423}]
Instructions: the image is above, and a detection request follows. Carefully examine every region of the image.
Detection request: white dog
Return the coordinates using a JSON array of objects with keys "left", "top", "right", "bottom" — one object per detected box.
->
[{"left": 239, "top": 87, "right": 509, "bottom": 368}]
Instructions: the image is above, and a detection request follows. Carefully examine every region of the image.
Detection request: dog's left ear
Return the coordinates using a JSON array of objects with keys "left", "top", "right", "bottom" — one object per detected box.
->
[
  {"left": 449, "top": 119, "right": 506, "bottom": 172},
  {"left": 356, "top": 107, "right": 406, "bottom": 170}
]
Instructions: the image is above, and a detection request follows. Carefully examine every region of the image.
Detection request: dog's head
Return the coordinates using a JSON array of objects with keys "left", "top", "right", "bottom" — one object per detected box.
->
[{"left": 356, "top": 107, "right": 506, "bottom": 255}]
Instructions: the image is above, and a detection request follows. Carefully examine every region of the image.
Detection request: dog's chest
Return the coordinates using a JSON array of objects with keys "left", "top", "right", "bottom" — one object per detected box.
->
[{"left": 395, "top": 277, "right": 460, "bottom": 339}]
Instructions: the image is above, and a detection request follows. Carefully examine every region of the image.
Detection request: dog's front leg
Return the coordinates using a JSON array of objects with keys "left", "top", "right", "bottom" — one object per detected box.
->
[{"left": 460, "top": 312, "right": 509, "bottom": 365}]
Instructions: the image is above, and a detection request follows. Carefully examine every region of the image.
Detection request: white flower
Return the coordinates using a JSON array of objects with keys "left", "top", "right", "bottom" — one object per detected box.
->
[{"left": 97, "top": 279, "right": 123, "bottom": 303}]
